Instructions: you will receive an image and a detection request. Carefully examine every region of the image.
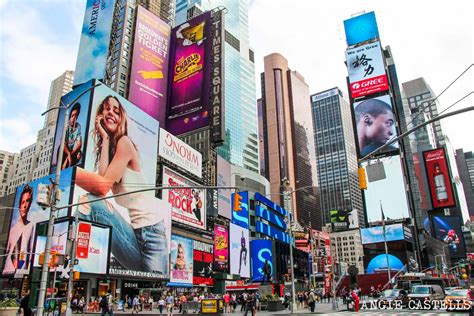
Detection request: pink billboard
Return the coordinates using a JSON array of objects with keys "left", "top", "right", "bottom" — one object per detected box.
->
[
  {"left": 213, "top": 224, "right": 228, "bottom": 272},
  {"left": 129, "top": 6, "right": 171, "bottom": 123}
]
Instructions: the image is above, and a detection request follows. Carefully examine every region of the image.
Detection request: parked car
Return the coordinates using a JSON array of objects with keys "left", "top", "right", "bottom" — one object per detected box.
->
[
  {"left": 444, "top": 289, "right": 471, "bottom": 311},
  {"left": 377, "top": 289, "right": 409, "bottom": 308},
  {"left": 407, "top": 285, "right": 445, "bottom": 308}
]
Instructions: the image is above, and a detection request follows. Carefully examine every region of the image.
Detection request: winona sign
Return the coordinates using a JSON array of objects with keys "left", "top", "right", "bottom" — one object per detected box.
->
[{"left": 159, "top": 128, "right": 202, "bottom": 178}]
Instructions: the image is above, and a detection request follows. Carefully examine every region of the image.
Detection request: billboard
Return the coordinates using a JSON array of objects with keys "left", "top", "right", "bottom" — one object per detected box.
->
[
  {"left": 158, "top": 128, "right": 202, "bottom": 178},
  {"left": 129, "top": 6, "right": 171, "bottom": 123},
  {"left": 169, "top": 235, "right": 193, "bottom": 286},
  {"left": 354, "top": 95, "right": 399, "bottom": 158},
  {"left": 432, "top": 216, "right": 466, "bottom": 259},
  {"left": 50, "top": 81, "right": 94, "bottom": 174},
  {"left": 343, "top": 11, "right": 379, "bottom": 46},
  {"left": 360, "top": 223, "right": 404, "bottom": 245},
  {"left": 216, "top": 155, "right": 231, "bottom": 219},
  {"left": 423, "top": 148, "right": 456, "bottom": 209},
  {"left": 231, "top": 191, "right": 249, "bottom": 229},
  {"left": 166, "top": 12, "right": 212, "bottom": 135},
  {"left": 346, "top": 41, "right": 388, "bottom": 99},
  {"left": 73, "top": 0, "right": 116, "bottom": 86},
  {"left": 210, "top": 10, "right": 225, "bottom": 144},
  {"left": 250, "top": 239, "right": 273, "bottom": 282},
  {"left": 193, "top": 240, "right": 214, "bottom": 286},
  {"left": 213, "top": 224, "right": 228, "bottom": 272},
  {"left": 364, "top": 251, "right": 406, "bottom": 274},
  {"left": 162, "top": 166, "right": 207, "bottom": 230},
  {"left": 72, "top": 83, "right": 170, "bottom": 279},
  {"left": 256, "top": 221, "right": 290, "bottom": 244},
  {"left": 230, "top": 223, "right": 250, "bottom": 278},
  {"left": 255, "top": 205, "right": 286, "bottom": 230},
  {"left": 2, "top": 168, "right": 73, "bottom": 276}
]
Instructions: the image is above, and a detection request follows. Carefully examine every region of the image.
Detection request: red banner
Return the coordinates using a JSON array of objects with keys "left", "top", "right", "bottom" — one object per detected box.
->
[
  {"left": 350, "top": 74, "right": 389, "bottom": 98},
  {"left": 76, "top": 222, "right": 91, "bottom": 259}
]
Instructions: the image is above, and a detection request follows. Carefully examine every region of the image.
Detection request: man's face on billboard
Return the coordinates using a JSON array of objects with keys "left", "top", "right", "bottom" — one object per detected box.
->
[
  {"left": 365, "top": 112, "right": 394, "bottom": 144},
  {"left": 19, "top": 191, "right": 33, "bottom": 221}
]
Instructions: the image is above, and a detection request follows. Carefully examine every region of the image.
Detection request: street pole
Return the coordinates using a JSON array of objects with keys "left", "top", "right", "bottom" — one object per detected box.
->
[
  {"left": 283, "top": 189, "right": 297, "bottom": 313},
  {"left": 329, "top": 230, "right": 337, "bottom": 310},
  {"left": 65, "top": 211, "right": 80, "bottom": 316}
]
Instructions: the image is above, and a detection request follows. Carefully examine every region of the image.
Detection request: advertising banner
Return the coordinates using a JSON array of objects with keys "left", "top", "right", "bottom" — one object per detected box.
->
[
  {"left": 255, "top": 205, "right": 286, "bottom": 230},
  {"left": 33, "top": 221, "right": 68, "bottom": 273},
  {"left": 72, "top": 83, "right": 170, "bottom": 279},
  {"left": 364, "top": 251, "right": 406, "bottom": 274},
  {"left": 360, "top": 223, "right": 404, "bottom": 245},
  {"left": 166, "top": 12, "right": 212, "bottom": 135},
  {"left": 213, "top": 224, "right": 228, "bottom": 272},
  {"left": 343, "top": 11, "right": 379, "bottom": 46},
  {"left": 50, "top": 81, "right": 94, "bottom": 174},
  {"left": 354, "top": 95, "right": 399, "bottom": 158},
  {"left": 193, "top": 240, "right": 214, "bottom": 286},
  {"left": 423, "top": 148, "right": 456, "bottom": 209},
  {"left": 76, "top": 222, "right": 92, "bottom": 259},
  {"left": 162, "top": 166, "right": 206, "bottom": 230},
  {"left": 230, "top": 223, "right": 250, "bottom": 278},
  {"left": 250, "top": 239, "right": 273, "bottom": 282},
  {"left": 158, "top": 128, "right": 202, "bottom": 178},
  {"left": 217, "top": 155, "right": 232, "bottom": 219},
  {"left": 256, "top": 221, "right": 290, "bottom": 244},
  {"left": 432, "top": 216, "right": 466, "bottom": 259},
  {"left": 231, "top": 191, "right": 249, "bottom": 229},
  {"left": 210, "top": 10, "right": 225, "bottom": 144},
  {"left": 2, "top": 168, "right": 73, "bottom": 276},
  {"left": 73, "top": 0, "right": 116, "bottom": 86},
  {"left": 129, "top": 6, "right": 171, "bottom": 123},
  {"left": 170, "top": 235, "right": 193, "bottom": 285},
  {"left": 346, "top": 41, "right": 388, "bottom": 99}
]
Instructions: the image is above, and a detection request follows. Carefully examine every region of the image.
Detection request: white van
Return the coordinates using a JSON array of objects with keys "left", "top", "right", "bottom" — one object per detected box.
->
[{"left": 408, "top": 285, "right": 445, "bottom": 307}]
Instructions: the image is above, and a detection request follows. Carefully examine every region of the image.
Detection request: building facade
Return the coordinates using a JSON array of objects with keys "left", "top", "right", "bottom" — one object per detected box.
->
[
  {"left": 456, "top": 149, "right": 474, "bottom": 219},
  {"left": 310, "top": 88, "right": 364, "bottom": 228},
  {"left": 0, "top": 151, "right": 16, "bottom": 197},
  {"left": 329, "top": 229, "right": 365, "bottom": 275},
  {"left": 44, "top": 70, "right": 74, "bottom": 128}
]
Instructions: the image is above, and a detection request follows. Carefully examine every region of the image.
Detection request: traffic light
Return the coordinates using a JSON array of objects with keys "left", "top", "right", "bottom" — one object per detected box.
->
[
  {"left": 358, "top": 167, "right": 367, "bottom": 190},
  {"left": 232, "top": 193, "right": 243, "bottom": 212}
]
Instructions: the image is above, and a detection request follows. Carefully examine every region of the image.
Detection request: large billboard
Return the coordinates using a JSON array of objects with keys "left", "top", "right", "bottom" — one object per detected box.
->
[
  {"left": 166, "top": 12, "right": 212, "bottom": 135},
  {"left": 2, "top": 168, "right": 74, "bottom": 276},
  {"left": 231, "top": 191, "right": 249, "bottom": 229},
  {"left": 364, "top": 251, "right": 406, "bottom": 274},
  {"left": 73, "top": 0, "right": 116, "bottom": 86},
  {"left": 50, "top": 81, "right": 94, "bottom": 174},
  {"left": 346, "top": 41, "right": 388, "bottom": 99},
  {"left": 158, "top": 128, "right": 202, "bottom": 178},
  {"left": 169, "top": 235, "right": 193, "bottom": 286},
  {"left": 162, "top": 166, "right": 207, "bottom": 230},
  {"left": 213, "top": 224, "right": 228, "bottom": 272},
  {"left": 193, "top": 240, "right": 214, "bottom": 286},
  {"left": 216, "top": 155, "right": 231, "bottom": 219},
  {"left": 71, "top": 83, "right": 171, "bottom": 279},
  {"left": 343, "top": 11, "right": 379, "bottom": 46},
  {"left": 129, "top": 6, "right": 171, "bottom": 123},
  {"left": 432, "top": 216, "right": 466, "bottom": 259},
  {"left": 354, "top": 94, "right": 399, "bottom": 158},
  {"left": 230, "top": 223, "right": 250, "bottom": 278},
  {"left": 250, "top": 239, "right": 273, "bottom": 282},
  {"left": 423, "top": 148, "right": 456, "bottom": 209},
  {"left": 360, "top": 223, "right": 405, "bottom": 245},
  {"left": 330, "top": 209, "right": 359, "bottom": 231}
]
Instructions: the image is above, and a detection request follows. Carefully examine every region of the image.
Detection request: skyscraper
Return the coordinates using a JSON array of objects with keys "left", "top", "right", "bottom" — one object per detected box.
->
[
  {"left": 310, "top": 88, "right": 364, "bottom": 228},
  {"left": 455, "top": 149, "right": 474, "bottom": 219},
  {"left": 175, "top": 0, "right": 259, "bottom": 173},
  {"left": 260, "top": 53, "right": 319, "bottom": 228},
  {"left": 0, "top": 151, "right": 16, "bottom": 197},
  {"left": 44, "top": 70, "right": 74, "bottom": 127}
]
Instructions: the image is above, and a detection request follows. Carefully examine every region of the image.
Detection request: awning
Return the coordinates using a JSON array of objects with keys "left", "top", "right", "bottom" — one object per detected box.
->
[{"left": 225, "top": 284, "right": 259, "bottom": 291}]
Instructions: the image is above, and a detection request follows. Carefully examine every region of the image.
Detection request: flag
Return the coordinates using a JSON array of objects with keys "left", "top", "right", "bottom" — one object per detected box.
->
[{"left": 380, "top": 201, "right": 386, "bottom": 236}]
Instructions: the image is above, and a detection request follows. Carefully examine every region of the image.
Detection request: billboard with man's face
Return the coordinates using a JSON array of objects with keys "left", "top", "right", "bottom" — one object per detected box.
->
[{"left": 423, "top": 148, "right": 456, "bottom": 209}]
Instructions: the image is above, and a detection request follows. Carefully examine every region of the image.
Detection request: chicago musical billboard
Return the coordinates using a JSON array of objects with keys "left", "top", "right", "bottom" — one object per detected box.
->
[{"left": 213, "top": 224, "right": 228, "bottom": 272}]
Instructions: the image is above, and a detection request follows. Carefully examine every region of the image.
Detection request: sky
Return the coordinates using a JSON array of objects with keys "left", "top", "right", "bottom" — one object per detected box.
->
[{"left": 0, "top": 0, "right": 472, "bottom": 154}]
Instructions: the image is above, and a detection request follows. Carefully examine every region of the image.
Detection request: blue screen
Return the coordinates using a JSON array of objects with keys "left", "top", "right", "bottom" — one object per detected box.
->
[{"left": 344, "top": 11, "right": 379, "bottom": 46}]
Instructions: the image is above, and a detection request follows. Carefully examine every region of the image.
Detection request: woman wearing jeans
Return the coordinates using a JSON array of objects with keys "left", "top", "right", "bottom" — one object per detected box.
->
[{"left": 76, "top": 95, "right": 168, "bottom": 274}]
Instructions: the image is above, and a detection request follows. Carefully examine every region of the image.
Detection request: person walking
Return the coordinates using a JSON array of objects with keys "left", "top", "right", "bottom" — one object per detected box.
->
[
  {"left": 19, "top": 291, "right": 32, "bottom": 316},
  {"left": 107, "top": 290, "right": 115, "bottom": 316},
  {"left": 158, "top": 297, "right": 165, "bottom": 316},
  {"left": 132, "top": 296, "right": 140, "bottom": 314},
  {"left": 166, "top": 293, "right": 174, "bottom": 316},
  {"left": 223, "top": 292, "right": 231, "bottom": 313},
  {"left": 308, "top": 290, "right": 316, "bottom": 313}
]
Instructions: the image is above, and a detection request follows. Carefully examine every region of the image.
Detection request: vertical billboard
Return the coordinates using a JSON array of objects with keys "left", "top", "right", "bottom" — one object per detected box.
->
[
  {"left": 354, "top": 95, "right": 399, "bottom": 157},
  {"left": 193, "top": 240, "right": 214, "bottom": 286},
  {"left": 169, "top": 235, "right": 193, "bottom": 286},
  {"left": 229, "top": 223, "right": 250, "bottom": 278},
  {"left": 166, "top": 12, "right": 212, "bottom": 135},
  {"left": 250, "top": 239, "right": 273, "bottom": 282},
  {"left": 213, "top": 224, "right": 228, "bottom": 272},
  {"left": 210, "top": 10, "right": 225, "bottom": 144},
  {"left": 423, "top": 148, "right": 456, "bottom": 209},
  {"left": 346, "top": 41, "right": 388, "bottom": 99},
  {"left": 158, "top": 128, "right": 202, "bottom": 178},
  {"left": 72, "top": 83, "right": 171, "bottom": 279},
  {"left": 50, "top": 81, "right": 94, "bottom": 174},
  {"left": 129, "top": 6, "right": 171, "bottom": 123},
  {"left": 343, "top": 11, "right": 379, "bottom": 46},
  {"left": 432, "top": 216, "right": 466, "bottom": 259},
  {"left": 231, "top": 191, "right": 249, "bottom": 229},
  {"left": 73, "top": 0, "right": 116, "bottom": 86},
  {"left": 217, "top": 155, "right": 231, "bottom": 219},
  {"left": 2, "top": 168, "right": 73, "bottom": 276},
  {"left": 162, "top": 166, "right": 207, "bottom": 230}
]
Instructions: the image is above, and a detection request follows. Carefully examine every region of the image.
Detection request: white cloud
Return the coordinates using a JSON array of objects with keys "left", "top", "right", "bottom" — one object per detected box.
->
[{"left": 0, "top": 114, "right": 42, "bottom": 152}]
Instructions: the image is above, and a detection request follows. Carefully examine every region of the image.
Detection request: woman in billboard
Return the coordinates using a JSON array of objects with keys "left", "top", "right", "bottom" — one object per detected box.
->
[{"left": 75, "top": 95, "right": 168, "bottom": 274}]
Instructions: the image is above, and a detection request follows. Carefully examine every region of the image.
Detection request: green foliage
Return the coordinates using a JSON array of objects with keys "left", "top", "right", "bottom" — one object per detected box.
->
[{"left": 0, "top": 298, "right": 19, "bottom": 308}]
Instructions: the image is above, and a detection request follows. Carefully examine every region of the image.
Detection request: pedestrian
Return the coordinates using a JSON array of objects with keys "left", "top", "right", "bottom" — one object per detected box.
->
[
  {"left": 19, "top": 291, "right": 32, "bottom": 316},
  {"left": 158, "top": 296, "right": 165, "bottom": 315},
  {"left": 297, "top": 292, "right": 304, "bottom": 310},
  {"left": 132, "top": 296, "right": 140, "bottom": 314},
  {"left": 351, "top": 289, "right": 360, "bottom": 312},
  {"left": 240, "top": 292, "right": 248, "bottom": 312},
  {"left": 223, "top": 291, "right": 231, "bottom": 313},
  {"left": 308, "top": 290, "right": 315, "bottom": 313},
  {"left": 79, "top": 296, "right": 86, "bottom": 314},
  {"left": 166, "top": 293, "right": 174, "bottom": 316},
  {"left": 107, "top": 290, "right": 115, "bottom": 316},
  {"left": 100, "top": 294, "right": 109, "bottom": 316},
  {"left": 244, "top": 293, "right": 255, "bottom": 316}
]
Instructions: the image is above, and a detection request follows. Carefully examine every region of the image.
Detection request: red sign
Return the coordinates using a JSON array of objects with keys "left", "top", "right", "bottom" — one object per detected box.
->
[
  {"left": 423, "top": 148, "right": 455, "bottom": 209},
  {"left": 76, "top": 222, "right": 92, "bottom": 259},
  {"left": 350, "top": 74, "right": 389, "bottom": 98}
]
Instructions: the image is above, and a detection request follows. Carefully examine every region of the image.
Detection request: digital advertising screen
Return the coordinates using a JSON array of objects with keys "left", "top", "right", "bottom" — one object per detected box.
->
[
  {"left": 343, "top": 11, "right": 379, "bottom": 46},
  {"left": 2, "top": 168, "right": 73, "bottom": 276},
  {"left": 250, "top": 239, "right": 273, "bottom": 282},
  {"left": 169, "top": 234, "right": 193, "bottom": 286},
  {"left": 432, "top": 216, "right": 466, "bottom": 259},
  {"left": 231, "top": 191, "right": 249, "bottom": 229},
  {"left": 423, "top": 148, "right": 456, "bottom": 209},
  {"left": 216, "top": 155, "right": 232, "bottom": 219},
  {"left": 193, "top": 240, "right": 214, "bottom": 286},
  {"left": 213, "top": 224, "right": 228, "bottom": 272},
  {"left": 129, "top": 6, "right": 171, "bottom": 123},
  {"left": 364, "top": 251, "right": 406, "bottom": 274},
  {"left": 229, "top": 223, "right": 250, "bottom": 278},
  {"left": 360, "top": 223, "right": 404, "bottom": 245}
]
